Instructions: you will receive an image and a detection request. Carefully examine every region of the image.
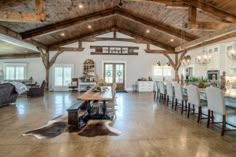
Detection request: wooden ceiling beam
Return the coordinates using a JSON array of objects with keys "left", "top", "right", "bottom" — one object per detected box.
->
[
  {"left": 187, "top": 21, "right": 230, "bottom": 31},
  {"left": 117, "top": 8, "right": 198, "bottom": 41},
  {"left": 0, "top": 25, "right": 22, "bottom": 40},
  {"left": 117, "top": 9, "right": 197, "bottom": 41},
  {"left": 21, "top": 7, "right": 118, "bottom": 39},
  {"left": 48, "top": 25, "right": 175, "bottom": 52},
  {"left": 48, "top": 27, "right": 115, "bottom": 49},
  {"left": 0, "top": 0, "right": 31, "bottom": 7},
  {"left": 0, "top": 53, "right": 40, "bottom": 59},
  {"left": 188, "top": 6, "right": 197, "bottom": 26},
  {"left": 27, "top": 39, "right": 48, "bottom": 50},
  {"left": 145, "top": 49, "right": 175, "bottom": 54},
  {"left": 35, "top": 0, "right": 45, "bottom": 14},
  {"left": 187, "top": 6, "right": 229, "bottom": 30},
  {"left": 182, "top": 0, "right": 236, "bottom": 23},
  {"left": 49, "top": 47, "right": 85, "bottom": 51},
  {"left": 115, "top": 27, "right": 175, "bottom": 51},
  {"left": 134, "top": 0, "right": 186, "bottom": 7},
  {"left": 175, "top": 23, "right": 236, "bottom": 52},
  {"left": 84, "top": 37, "right": 147, "bottom": 44},
  {"left": 143, "top": 0, "right": 236, "bottom": 23},
  {"left": 21, "top": 7, "right": 197, "bottom": 41},
  {"left": 0, "top": 0, "right": 46, "bottom": 22},
  {"left": 0, "top": 25, "right": 47, "bottom": 50}
]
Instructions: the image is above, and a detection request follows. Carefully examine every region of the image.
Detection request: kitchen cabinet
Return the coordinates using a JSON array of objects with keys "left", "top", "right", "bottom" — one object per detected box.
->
[{"left": 137, "top": 81, "right": 154, "bottom": 92}]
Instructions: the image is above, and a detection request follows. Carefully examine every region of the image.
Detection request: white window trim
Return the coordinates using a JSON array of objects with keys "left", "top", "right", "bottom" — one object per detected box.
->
[
  {"left": 3, "top": 63, "right": 27, "bottom": 80},
  {"left": 51, "top": 64, "right": 74, "bottom": 91},
  {"left": 153, "top": 65, "right": 172, "bottom": 77},
  {"left": 102, "top": 60, "right": 127, "bottom": 90}
]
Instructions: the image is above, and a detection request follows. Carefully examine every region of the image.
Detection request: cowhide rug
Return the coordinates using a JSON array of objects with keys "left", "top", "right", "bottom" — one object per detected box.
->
[
  {"left": 78, "top": 120, "right": 121, "bottom": 137},
  {"left": 22, "top": 114, "right": 68, "bottom": 139},
  {"left": 23, "top": 113, "right": 120, "bottom": 139}
]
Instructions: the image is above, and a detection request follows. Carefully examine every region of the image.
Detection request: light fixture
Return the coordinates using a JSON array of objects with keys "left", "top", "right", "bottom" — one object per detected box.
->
[
  {"left": 170, "top": 39, "right": 174, "bottom": 42},
  {"left": 78, "top": 4, "right": 83, "bottom": 9},
  {"left": 60, "top": 32, "right": 65, "bottom": 36},
  {"left": 88, "top": 25, "right": 92, "bottom": 29},
  {"left": 119, "top": 0, "right": 123, "bottom": 7},
  {"left": 157, "top": 61, "right": 161, "bottom": 66},
  {"left": 24, "top": 50, "right": 28, "bottom": 53},
  {"left": 226, "top": 45, "right": 236, "bottom": 60},
  {"left": 146, "top": 29, "right": 150, "bottom": 33},
  {"left": 195, "top": 48, "right": 211, "bottom": 64},
  {"left": 181, "top": 55, "right": 191, "bottom": 66},
  {"left": 166, "top": 62, "right": 170, "bottom": 66}
]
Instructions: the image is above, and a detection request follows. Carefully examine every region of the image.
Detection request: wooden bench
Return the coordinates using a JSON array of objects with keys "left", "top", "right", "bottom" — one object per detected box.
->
[{"left": 67, "top": 100, "right": 86, "bottom": 130}]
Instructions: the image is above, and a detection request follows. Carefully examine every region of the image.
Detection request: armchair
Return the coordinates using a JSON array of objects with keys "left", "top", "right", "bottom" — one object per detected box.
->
[
  {"left": 69, "top": 78, "right": 78, "bottom": 91},
  {"left": 27, "top": 81, "right": 46, "bottom": 97}
]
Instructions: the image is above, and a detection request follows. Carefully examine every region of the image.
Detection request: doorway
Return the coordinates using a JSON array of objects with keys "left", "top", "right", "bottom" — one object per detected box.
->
[
  {"left": 103, "top": 63, "right": 125, "bottom": 91},
  {"left": 52, "top": 64, "right": 74, "bottom": 91}
]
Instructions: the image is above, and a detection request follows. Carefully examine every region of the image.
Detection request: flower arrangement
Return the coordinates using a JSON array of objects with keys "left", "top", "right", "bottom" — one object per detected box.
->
[{"left": 185, "top": 76, "right": 209, "bottom": 88}]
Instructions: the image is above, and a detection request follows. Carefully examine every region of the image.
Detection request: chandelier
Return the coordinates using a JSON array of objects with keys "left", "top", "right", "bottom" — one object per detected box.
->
[
  {"left": 181, "top": 55, "right": 191, "bottom": 66},
  {"left": 195, "top": 48, "right": 211, "bottom": 64},
  {"left": 179, "top": 18, "right": 192, "bottom": 66},
  {"left": 226, "top": 46, "right": 236, "bottom": 60}
]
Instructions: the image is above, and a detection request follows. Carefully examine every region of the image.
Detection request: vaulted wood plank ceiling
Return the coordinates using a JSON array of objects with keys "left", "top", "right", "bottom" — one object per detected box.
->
[{"left": 0, "top": 0, "right": 236, "bottom": 54}]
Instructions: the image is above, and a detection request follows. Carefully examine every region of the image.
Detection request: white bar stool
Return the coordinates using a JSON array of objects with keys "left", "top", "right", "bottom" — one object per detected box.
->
[
  {"left": 173, "top": 82, "right": 187, "bottom": 114},
  {"left": 186, "top": 85, "right": 207, "bottom": 122},
  {"left": 166, "top": 81, "right": 174, "bottom": 107},
  {"left": 206, "top": 87, "right": 236, "bottom": 136}
]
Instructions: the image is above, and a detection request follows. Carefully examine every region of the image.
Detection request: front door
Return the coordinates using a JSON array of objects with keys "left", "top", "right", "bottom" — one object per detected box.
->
[{"left": 104, "top": 63, "right": 125, "bottom": 91}]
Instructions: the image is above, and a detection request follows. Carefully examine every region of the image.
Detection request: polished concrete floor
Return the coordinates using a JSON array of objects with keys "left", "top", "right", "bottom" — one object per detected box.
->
[{"left": 0, "top": 92, "right": 236, "bottom": 157}]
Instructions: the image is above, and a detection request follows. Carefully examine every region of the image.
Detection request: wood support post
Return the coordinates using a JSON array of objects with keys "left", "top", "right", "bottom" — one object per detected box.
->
[
  {"left": 162, "top": 51, "right": 187, "bottom": 81},
  {"left": 0, "top": 0, "right": 46, "bottom": 22},
  {"left": 146, "top": 43, "right": 150, "bottom": 50},
  {"left": 38, "top": 47, "right": 64, "bottom": 90},
  {"left": 113, "top": 30, "right": 117, "bottom": 39}
]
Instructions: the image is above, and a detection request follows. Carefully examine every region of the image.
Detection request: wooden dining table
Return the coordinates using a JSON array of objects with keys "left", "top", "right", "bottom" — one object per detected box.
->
[{"left": 78, "top": 86, "right": 113, "bottom": 120}]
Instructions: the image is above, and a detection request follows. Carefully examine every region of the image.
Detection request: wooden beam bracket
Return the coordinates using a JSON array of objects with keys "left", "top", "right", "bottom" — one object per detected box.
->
[{"left": 0, "top": 0, "right": 46, "bottom": 22}]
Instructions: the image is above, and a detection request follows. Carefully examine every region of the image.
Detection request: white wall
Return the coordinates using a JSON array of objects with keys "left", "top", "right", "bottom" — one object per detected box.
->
[
  {"left": 49, "top": 40, "right": 175, "bottom": 91},
  {"left": 0, "top": 58, "right": 45, "bottom": 85},
  {"left": 179, "top": 36, "right": 236, "bottom": 79}
]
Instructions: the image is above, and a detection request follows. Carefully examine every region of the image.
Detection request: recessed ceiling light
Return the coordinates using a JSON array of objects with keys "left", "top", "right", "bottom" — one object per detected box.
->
[
  {"left": 60, "top": 32, "right": 65, "bottom": 36},
  {"left": 146, "top": 29, "right": 150, "bottom": 33},
  {"left": 88, "top": 25, "right": 92, "bottom": 29},
  {"left": 170, "top": 39, "right": 174, "bottom": 42},
  {"left": 78, "top": 4, "right": 83, "bottom": 9}
]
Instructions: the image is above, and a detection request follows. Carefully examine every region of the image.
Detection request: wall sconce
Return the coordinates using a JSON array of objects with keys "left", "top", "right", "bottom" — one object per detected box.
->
[
  {"left": 157, "top": 61, "right": 161, "bottom": 66},
  {"left": 166, "top": 62, "right": 170, "bottom": 66},
  {"left": 181, "top": 55, "right": 191, "bottom": 66}
]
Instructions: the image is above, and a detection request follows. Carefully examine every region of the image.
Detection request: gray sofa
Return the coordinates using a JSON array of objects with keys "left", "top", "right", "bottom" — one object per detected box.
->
[{"left": 0, "top": 83, "right": 18, "bottom": 107}]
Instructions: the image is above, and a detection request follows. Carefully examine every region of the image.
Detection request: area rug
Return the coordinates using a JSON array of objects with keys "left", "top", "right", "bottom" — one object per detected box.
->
[
  {"left": 78, "top": 120, "right": 121, "bottom": 137},
  {"left": 23, "top": 113, "right": 120, "bottom": 139},
  {"left": 22, "top": 114, "right": 68, "bottom": 139}
]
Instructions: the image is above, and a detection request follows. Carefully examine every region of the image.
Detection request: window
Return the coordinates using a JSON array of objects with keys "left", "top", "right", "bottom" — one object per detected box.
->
[
  {"left": 53, "top": 64, "right": 73, "bottom": 87},
  {"left": 163, "top": 68, "right": 172, "bottom": 76},
  {"left": 153, "top": 65, "right": 172, "bottom": 77},
  {"left": 4, "top": 63, "right": 27, "bottom": 80},
  {"left": 153, "top": 68, "right": 162, "bottom": 76}
]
